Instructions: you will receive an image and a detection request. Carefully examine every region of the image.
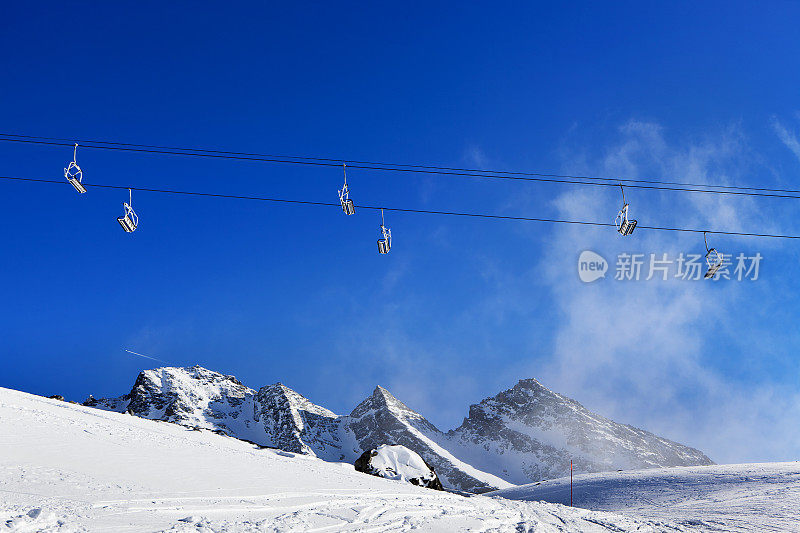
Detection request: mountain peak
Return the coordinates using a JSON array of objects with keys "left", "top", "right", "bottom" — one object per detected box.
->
[
  {"left": 372, "top": 385, "right": 394, "bottom": 401},
  {"left": 349, "top": 385, "right": 422, "bottom": 422},
  {"left": 514, "top": 378, "right": 546, "bottom": 390},
  {"left": 448, "top": 376, "right": 713, "bottom": 484},
  {"left": 257, "top": 382, "right": 337, "bottom": 418},
  {"left": 261, "top": 382, "right": 291, "bottom": 394},
  {"left": 137, "top": 366, "right": 245, "bottom": 388}
]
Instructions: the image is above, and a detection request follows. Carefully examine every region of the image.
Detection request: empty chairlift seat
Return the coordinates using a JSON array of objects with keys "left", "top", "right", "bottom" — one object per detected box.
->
[
  {"left": 117, "top": 189, "right": 138, "bottom": 233},
  {"left": 377, "top": 233, "right": 391, "bottom": 254},
  {"left": 339, "top": 163, "right": 355, "bottom": 215},
  {"left": 617, "top": 212, "right": 637, "bottom": 235},
  {"left": 614, "top": 185, "right": 637, "bottom": 236},
  {"left": 341, "top": 194, "right": 355, "bottom": 215},
  {"left": 117, "top": 209, "right": 137, "bottom": 232},
  {"left": 377, "top": 209, "right": 391, "bottom": 254},
  {"left": 703, "top": 233, "right": 723, "bottom": 279},
  {"left": 64, "top": 143, "right": 86, "bottom": 194}
]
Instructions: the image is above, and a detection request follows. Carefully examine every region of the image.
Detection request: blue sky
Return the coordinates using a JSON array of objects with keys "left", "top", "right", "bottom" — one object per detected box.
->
[{"left": 2, "top": 2, "right": 800, "bottom": 463}]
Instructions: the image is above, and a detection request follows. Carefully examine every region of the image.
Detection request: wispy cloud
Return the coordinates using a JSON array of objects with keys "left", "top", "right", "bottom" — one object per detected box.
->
[
  {"left": 532, "top": 120, "right": 800, "bottom": 463},
  {"left": 463, "top": 145, "right": 489, "bottom": 168},
  {"left": 311, "top": 120, "right": 800, "bottom": 464},
  {"left": 772, "top": 117, "right": 800, "bottom": 163}
]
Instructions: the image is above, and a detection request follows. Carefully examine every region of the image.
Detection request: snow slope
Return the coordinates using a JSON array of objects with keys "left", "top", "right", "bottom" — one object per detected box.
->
[
  {"left": 490, "top": 462, "right": 800, "bottom": 532},
  {"left": 0, "top": 387, "right": 685, "bottom": 532}
]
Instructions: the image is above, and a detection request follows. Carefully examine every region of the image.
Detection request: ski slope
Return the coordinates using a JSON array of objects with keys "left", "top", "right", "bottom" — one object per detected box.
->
[
  {"left": 491, "top": 462, "right": 800, "bottom": 532},
  {"left": 0, "top": 387, "right": 681, "bottom": 532}
]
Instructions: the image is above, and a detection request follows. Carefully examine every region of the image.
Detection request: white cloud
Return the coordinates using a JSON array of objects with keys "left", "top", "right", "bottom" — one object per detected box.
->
[
  {"left": 532, "top": 120, "right": 800, "bottom": 463},
  {"left": 313, "top": 120, "right": 800, "bottom": 464},
  {"left": 772, "top": 117, "right": 800, "bottom": 162}
]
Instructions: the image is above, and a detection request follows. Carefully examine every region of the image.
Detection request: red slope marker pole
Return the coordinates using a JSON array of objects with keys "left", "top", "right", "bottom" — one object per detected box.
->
[{"left": 570, "top": 460, "right": 573, "bottom": 506}]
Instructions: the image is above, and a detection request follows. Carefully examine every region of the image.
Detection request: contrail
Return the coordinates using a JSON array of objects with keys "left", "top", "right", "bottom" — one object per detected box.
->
[{"left": 124, "top": 348, "right": 166, "bottom": 363}]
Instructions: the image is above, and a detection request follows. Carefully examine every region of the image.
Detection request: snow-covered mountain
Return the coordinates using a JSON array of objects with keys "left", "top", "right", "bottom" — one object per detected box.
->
[
  {"left": 441, "top": 378, "right": 713, "bottom": 484},
  {"left": 2, "top": 386, "right": 671, "bottom": 532},
  {"left": 344, "top": 385, "right": 510, "bottom": 493},
  {"left": 84, "top": 366, "right": 345, "bottom": 457},
  {"left": 84, "top": 366, "right": 712, "bottom": 492},
  {"left": 84, "top": 367, "right": 507, "bottom": 492}
]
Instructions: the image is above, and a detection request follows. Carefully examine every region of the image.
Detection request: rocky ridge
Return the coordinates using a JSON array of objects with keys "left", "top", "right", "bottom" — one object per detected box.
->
[{"left": 85, "top": 366, "right": 712, "bottom": 492}]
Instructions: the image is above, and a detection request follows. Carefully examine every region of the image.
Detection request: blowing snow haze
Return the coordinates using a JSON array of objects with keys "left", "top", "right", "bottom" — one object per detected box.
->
[{"left": 82, "top": 366, "right": 712, "bottom": 493}]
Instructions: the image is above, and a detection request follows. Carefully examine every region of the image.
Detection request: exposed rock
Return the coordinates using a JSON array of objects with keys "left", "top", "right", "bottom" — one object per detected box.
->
[{"left": 255, "top": 382, "right": 339, "bottom": 456}]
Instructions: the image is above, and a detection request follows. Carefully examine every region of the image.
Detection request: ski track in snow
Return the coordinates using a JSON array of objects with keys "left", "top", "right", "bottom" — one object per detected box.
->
[{"left": 0, "top": 387, "right": 691, "bottom": 532}]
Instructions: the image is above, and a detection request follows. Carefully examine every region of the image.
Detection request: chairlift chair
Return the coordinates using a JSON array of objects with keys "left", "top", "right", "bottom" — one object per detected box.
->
[
  {"left": 338, "top": 163, "right": 355, "bottom": 215},
  {"left": 117, "top": 189, "right": 139, "bottom": 233},
  {"left": 377, "top": 209, "right": 391, "bottom": 254},
  {"left": 703, "top": 232, "right": 723, "bottom": 279},
  {"left": 614, "top": 185, "right": 637, "bottom": 236},
  {"left": 64, "top": 143, "right": 86, "bottom": 193}
]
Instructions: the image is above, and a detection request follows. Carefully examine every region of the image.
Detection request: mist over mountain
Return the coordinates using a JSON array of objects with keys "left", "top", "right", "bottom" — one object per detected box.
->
[{"left": 84, "top": 366, "right": 712, "bottom": 492}]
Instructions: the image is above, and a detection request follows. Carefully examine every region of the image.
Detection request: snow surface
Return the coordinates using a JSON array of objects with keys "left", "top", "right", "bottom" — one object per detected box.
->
[
  {"left": 0, "top": 387, "right": 684, "bottom": 532},
  {"left": 365, "top": 445, "right": 437, "bottom": 484},
  {"left": 490, "top": 462, "right": 800, "bottom": 532}
]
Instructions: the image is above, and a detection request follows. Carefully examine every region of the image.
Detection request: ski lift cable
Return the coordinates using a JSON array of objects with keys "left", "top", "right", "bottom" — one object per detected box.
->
[
  {"left": 2, "top": 134, "right": 800, "bottom": 200},
  {"left": 2, "top": 174, "right": 800, "bottom": 239},
  {"left": 0, "top": 131, "right": 789, "bottom": 194}
]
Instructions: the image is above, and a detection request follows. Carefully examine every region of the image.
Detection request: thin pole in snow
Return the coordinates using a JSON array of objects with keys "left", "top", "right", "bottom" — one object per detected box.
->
[{"left": 570, "top": 460, "right": 573, "bottom": 506}]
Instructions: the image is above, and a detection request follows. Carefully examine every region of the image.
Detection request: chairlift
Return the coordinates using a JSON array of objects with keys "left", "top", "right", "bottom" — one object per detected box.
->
[
  {"left": 377, "top": 209, "right": 391, "bottom": 254},
  {"left": 64, "top": 143, "right": 86, "bottom": 193},
  {"left": 703, "top": 232, "right": 723, "bottom": 279},
  {"left": 614, "top": 185, "right": 637, "bottom": 236},
  {"left": 338, "top": 163, "right": 355, "bottom": 215},
  {"left": 117, "top": 189, "right": 139, "bottom": 233}
]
